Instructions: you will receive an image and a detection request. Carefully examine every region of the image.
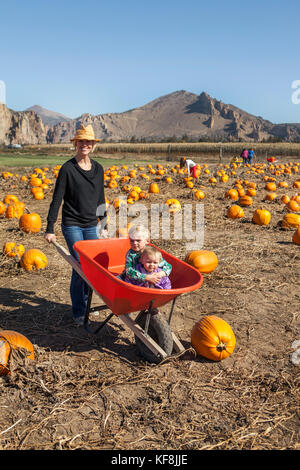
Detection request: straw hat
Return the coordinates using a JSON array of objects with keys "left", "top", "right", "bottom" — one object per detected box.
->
[{"left": 71, "top": 124, "right": 100, "bottom": 142}]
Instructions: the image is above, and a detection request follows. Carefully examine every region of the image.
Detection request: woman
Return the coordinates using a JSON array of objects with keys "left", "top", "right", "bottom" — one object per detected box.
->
[{"left": 44, "top": 124, "right": 107, "bottom": 325}]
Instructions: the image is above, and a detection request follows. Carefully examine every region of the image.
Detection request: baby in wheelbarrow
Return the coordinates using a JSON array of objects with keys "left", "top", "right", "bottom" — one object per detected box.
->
[{"left": 120, "top": 224, "right": 172, "bottom": 289}]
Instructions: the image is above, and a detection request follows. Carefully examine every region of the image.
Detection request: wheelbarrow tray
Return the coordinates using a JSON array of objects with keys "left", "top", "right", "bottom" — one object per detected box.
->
[{"left": 73, "top": 238, "right": 203, "bottom": 316}]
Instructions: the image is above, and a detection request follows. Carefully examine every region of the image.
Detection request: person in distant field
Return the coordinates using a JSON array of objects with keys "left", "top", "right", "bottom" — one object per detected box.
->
[
  {"left": 240, "top": 149, "right": 248, "bottom": 165},
  {"left": 123, "top": 245, "right": 172, "bottom": 289},
  {"left": 247, "top": 148, "right": 255, "bottom": 165},
  {"left": 44, "top": 124, "right": 107, "bottom": 326},
  {"left": 180, "top": 156, "right": 198, "bottom": 178}
]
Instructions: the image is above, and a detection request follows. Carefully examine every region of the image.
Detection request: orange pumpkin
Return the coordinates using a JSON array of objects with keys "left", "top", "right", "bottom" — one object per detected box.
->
[
  {"left": 226, "top": 205, "right": 245, "bottom": 219},
  {"left": 264, "top": 192, "right": 277, "bottom": 202},
  {"left": 286, "top": 200, "right": 300, "bottom": 212},
  {"left": 165, "top": 199, "right": 181, "bottom": 213},
  {"left": 3, "top": 194, "right": 19, "bottom": 205},
  {"left": 191, "top": 316, "right": 236, "bottom": 361},
  {"left": 194, "top": 190, "right": 205, "bottom": 200},
  {"left": 149, "top": 183, "right": 159, "bottom": 194},
  {"left": 185, "top": 250, "right": 218, "bottom": 274},
  {"left": 252, "top": 209, "right": 271, "bottom": 226},
  {"left": 108, "top": 179, "right": 118, "bottom": 189},
  {"left": 5, "top": 202, "right": 25, "bottom": 219},
  {"left": 33, "top": 190, "right": 45, "bottom": 200},
  {"left": 265, "top": 182, "right": 277, "bottom": 191},
  {"left": 281, "top": 195, "right": 290, "bottom": 204},
  {"left": 282, "top": 213, "right": 300, "bottom": 229},
  {"left": 3, "top": 242, "right": 25, "bottom": 258},
  {"left": 292, "top": 227, "right": 300, "bottom": 245},
  {"left": 138, "top": 190, "right": 149, "bottom": 200},
  {"left": 20, "top": 249, "right": 48, "bottom": 271},
  {"left": 0, "top": 201, "right": 6, "bottom": 216},
  {"left": 239, "top": 195, "right": 253, "bottom": 206},
  {"left": 0, "top": 330, "right": 34, "bottom": 376},
  {"left": 246, "top": 188, "right": 256, "bottom": 197},
  {"left": 19, "top": 213, "right": 42, "bottom": 233},
  {"left": 225, "top": 189, "right": 239, "bottom": 201}
]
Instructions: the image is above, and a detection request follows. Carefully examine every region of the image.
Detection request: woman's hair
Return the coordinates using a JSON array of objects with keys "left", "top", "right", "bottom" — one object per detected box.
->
[
  {"left": 180, "top": 157, "right": 186, "bottom": 168},
  {"left": 128, "top": 224, "right": 150, "bottom": 240},
  {"left": 140, "top": 245, "right": 162, "bottom": 262}
]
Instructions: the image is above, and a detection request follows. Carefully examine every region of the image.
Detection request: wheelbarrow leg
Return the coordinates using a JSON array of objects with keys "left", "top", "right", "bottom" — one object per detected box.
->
[
  {"left": 166, "top": 297, "right": 185, "bottom": 353},
  {"left": 83, "top": 287, "right": 114, "bottom": 335}
]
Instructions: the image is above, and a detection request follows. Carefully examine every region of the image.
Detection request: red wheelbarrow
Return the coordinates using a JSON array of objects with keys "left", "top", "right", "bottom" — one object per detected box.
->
[{"left": 53, "top": 238, "right": 203, "bottom": 363}]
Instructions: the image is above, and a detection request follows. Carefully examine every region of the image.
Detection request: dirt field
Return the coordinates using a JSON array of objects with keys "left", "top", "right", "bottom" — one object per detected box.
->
[{"left": 0, "top": 156, "right": 299, "bottom": 451}]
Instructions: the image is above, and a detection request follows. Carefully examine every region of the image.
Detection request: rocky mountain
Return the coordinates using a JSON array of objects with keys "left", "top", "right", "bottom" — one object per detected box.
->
[
  {"left": 47, "top": 91, "right": 300, "bottom": 143},
  {"left": 1, "top": 91, "right": 300, "bottom": 145},
  {"left": 25, "top": 105, "right": 71, "bottom": 127},
  {"left": 0, "top": 103, "right": 46, "bottom": 145}
]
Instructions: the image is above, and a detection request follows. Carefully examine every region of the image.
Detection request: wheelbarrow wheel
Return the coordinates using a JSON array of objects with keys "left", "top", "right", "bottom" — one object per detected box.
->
[{"left": 134, "top": 312, "right": 173, "bottom": 364}]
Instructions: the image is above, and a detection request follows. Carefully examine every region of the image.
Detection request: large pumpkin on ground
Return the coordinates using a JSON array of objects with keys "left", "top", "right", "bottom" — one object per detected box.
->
[
  {"left": 3, "top": 194, "right": 19, "bottom": 205},
  {"left": 19, "top": 213, "right": 42, "bottom": 233},
  {"left": 282, "top": 213, "right": 300, "bottom": 229},
  {"left": 0, "top": 330, "right": 34, "bottom": 376},
  {"left": 20, "top": 249, "right": 48, "bottom": 271},
  {"left": 165, "top": 199, "right": 181, "bottom": 213},
  {"left": 226, "top": 205, "right": 245, "bottom": 219},
  {"left": 252, "top": 209, "right": 271, "bottom": 226},
  {"left": 191, "top": 315, "right": 236, "bottom": 361},
  {"left": 239, "top": 195, "right": 253, "bottom": 207},
  {"left": 225, "top": 189, "right": 239, "bottom": 201},
  {"left": 0, "top": 201, "right": 6, "bottom": 216},
  {"left": 3, "top": 242, "right": 25, "bottom": 258},
  {"left": 185, "top": 250, "right": 218, "bottom": 274},
  {"left": 149, "top": 183, "right": 159, "bottom": 194},
  {"left": 292, "top": 227, "right": 300, "bottom": 245}
]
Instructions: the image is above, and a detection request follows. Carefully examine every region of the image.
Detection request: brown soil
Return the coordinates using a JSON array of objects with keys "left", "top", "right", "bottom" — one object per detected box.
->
[{"left": 0, "top": 157, "right": 299, "bottom": 450}]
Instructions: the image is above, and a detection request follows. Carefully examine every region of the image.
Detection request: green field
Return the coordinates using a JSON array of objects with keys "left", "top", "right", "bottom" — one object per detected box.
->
[
  {"left": 1, "top": 139, "right": 300, "bottom": 168},
  {"left": 0, "top": 153, "right": 157, "bottom": 168}
]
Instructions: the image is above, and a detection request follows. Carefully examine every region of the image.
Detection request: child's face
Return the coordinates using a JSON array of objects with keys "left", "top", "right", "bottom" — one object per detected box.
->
[
  {"left": 129, "top": 236, "right": 148, "bottom": 252},
  {"left": 141, "top": 253, "right": 161, "bottom": 273}
]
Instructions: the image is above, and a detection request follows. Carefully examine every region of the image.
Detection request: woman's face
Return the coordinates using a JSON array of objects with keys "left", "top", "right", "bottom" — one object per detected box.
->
[{"left": 76, "top": 139, "right": 94, "bottom": 156}]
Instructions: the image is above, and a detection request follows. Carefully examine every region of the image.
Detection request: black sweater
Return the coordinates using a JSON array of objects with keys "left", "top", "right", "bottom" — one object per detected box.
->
[{"left": 46, "top": 158, "right": 106, "bottom": 233}]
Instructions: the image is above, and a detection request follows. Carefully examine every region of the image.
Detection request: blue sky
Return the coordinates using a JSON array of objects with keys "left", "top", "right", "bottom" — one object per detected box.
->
[{"left": 1, "top": 0, "right": 300, "bottom": 123}]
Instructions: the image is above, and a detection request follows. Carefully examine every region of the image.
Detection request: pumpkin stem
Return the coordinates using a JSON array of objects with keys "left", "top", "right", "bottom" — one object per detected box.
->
[{"left": 216, "top": 341, "right": 227, "bottom": 351}]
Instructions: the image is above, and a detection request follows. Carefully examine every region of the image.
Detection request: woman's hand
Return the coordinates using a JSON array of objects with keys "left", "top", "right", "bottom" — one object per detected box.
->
[{"left": 44, "top": 233, "right": 57, "bottom": 244}]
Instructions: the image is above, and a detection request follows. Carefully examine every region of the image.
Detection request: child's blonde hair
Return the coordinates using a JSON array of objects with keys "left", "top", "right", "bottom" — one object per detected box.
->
[
  {"left": 140, "top": 245, "right": 162, "bottom": 262},
  {"left": 128, "top": 224, "right": 149, "bottom": 240}
]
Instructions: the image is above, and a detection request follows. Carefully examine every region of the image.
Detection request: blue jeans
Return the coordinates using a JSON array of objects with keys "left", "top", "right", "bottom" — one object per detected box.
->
[{"left": 61, "top": 224, "right": 99, "bottom": 319}]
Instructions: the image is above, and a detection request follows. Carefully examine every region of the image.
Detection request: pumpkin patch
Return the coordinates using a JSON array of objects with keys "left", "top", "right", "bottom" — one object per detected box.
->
[{"left": 0, "top": 152, "right": 299, "bottom": 450}]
